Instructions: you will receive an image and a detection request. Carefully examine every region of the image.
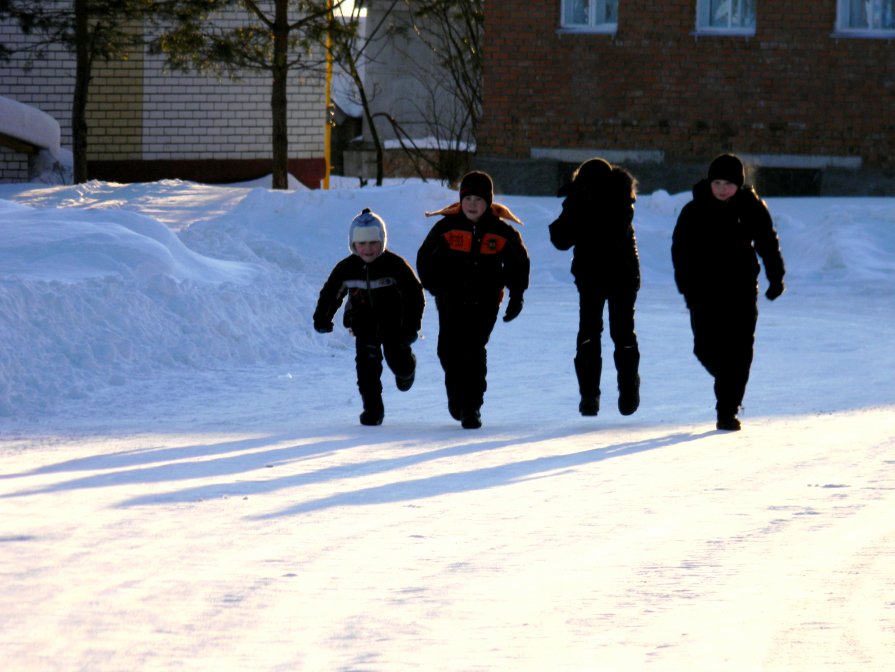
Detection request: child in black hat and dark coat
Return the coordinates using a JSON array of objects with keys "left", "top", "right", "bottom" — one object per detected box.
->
[
  {"left": 416, "top": 171, "right": 531, "bottom": 429},
  {"left": 314, "top": 208, "right": 425, "bottom": 426},
  {"left": 672, "top": 153, "right": 786, "bottom": 431},
  {"left": 549, "top": 158, "right": 642, "bottom": 417}
]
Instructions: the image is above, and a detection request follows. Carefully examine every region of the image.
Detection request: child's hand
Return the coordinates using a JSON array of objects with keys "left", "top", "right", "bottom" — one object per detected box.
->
[
  {"left": 765, "top": 281, "right": 784, "bottom": 301},
  {"left": 503, "top": 295, "right": 524, "bottom": 322},
  {"left": 314, "top": 321, "right": 334, "bottom": 334}
]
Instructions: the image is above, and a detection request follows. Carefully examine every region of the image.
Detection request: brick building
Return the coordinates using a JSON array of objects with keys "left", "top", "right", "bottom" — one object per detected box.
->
[
  {"left": 477, "top": 1, "right": 895, "bottom": 195},
  {"left": 0, "top": 10, "right": 327, "bottom": 187}
]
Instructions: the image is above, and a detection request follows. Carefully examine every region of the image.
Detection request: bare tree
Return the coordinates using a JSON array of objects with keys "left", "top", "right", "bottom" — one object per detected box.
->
[
  {"left": 326, "top": 0, "right": 403, "bottom": 186},
  {"left": 380, "top": 0, "right": 483, "bottom": 183}
]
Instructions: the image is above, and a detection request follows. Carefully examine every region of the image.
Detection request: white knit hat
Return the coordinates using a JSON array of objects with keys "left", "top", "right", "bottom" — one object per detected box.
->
[{"left": 348, "top": 208, "right": 387, "bottom": 254}]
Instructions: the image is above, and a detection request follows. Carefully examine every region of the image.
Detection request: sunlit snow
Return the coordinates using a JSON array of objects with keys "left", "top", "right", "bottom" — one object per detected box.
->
[{"left": 0, "top": 177, "right": 892, "bottom": 671}]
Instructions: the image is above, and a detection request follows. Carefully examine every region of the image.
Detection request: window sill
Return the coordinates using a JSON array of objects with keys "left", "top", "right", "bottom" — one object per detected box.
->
[
  {"left": 831, "top": 29, "right": 895, "bottom": 39},
  {"left": 557, "top": 26, "right": 617, "bottom": 35},
  {"left": 692, "top": 28, "right": 756, "bottom": 37}
]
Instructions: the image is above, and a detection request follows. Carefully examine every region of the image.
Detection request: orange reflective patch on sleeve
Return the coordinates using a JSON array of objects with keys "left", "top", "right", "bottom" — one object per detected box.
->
[
  {"left": 480, "top": 233, "right": 507, "bottom": 254},
  {"left": 444, "top": 229, "right": 473, "bottom": 252}
]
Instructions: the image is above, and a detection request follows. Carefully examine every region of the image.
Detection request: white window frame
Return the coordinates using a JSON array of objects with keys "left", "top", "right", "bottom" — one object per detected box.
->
[
  {"left": 560, "top": 0, "right": 619, "bottom": 34},
  {"left": 695, "top": 0, "right": 756, "bottom": 36},
  {"left": 835, "top": 0, "right": 895, "bottom": 37}
]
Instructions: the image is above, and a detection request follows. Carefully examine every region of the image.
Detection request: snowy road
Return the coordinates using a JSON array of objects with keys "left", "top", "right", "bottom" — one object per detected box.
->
[
  {"left": 1, "top": 406, "right": 893, "bottom": 671},
  {"left": 2, "top": 283, "right": 893, "bottom": 671}
]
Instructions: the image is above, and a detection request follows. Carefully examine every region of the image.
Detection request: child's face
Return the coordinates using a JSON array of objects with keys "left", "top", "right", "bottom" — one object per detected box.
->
[
  {"left": 710, "top": 179, "right": 738, "bottom": 202},
  {"left": 354, "top": 240, "right": 382, "bottom": 263},
  {"left": 461, "top": 195, "right": 488, "bottom": 223}
]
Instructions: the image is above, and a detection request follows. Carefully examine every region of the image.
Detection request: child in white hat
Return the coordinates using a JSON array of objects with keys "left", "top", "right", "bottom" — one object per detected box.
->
[{"left": 314, "top": 209, "right": 425, "bottom": 426}]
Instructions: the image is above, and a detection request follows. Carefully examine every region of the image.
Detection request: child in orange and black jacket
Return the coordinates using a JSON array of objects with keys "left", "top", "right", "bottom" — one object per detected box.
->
[
  {"left": 416, "top": 171, "right": 530, "bottom": 429},
  {"left": 314, "top": 208, "right": 425, "bottom": 426}
]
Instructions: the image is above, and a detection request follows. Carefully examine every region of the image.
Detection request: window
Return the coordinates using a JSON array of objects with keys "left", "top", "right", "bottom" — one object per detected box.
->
[
  {"left": 837, "top": 0, "right": 895, "bottom": 34},
  {"left": 696, "top": 0, "right": 756, "bottom": 34},
  {"left": 561, "top": 0, "right": 619, "bottom": 31}
]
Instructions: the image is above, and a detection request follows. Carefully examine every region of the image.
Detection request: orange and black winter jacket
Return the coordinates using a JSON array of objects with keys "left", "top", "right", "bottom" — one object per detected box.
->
[{"left": 416, "top": 210, "right": 530, "bottom": 305}]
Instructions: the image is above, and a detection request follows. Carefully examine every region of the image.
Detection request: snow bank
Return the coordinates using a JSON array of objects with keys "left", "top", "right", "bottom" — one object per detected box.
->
[{"left": 0, "top": 179, "right": 893, "bottom": 420}]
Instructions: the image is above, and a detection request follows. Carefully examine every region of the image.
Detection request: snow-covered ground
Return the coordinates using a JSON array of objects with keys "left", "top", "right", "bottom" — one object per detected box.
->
[{"left": 1, "top": 177, "right": 893, "bottom": 670}]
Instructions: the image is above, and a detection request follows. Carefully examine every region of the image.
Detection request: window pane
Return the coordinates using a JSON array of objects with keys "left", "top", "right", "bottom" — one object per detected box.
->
[
  {"left": 849, "top": 0, "right": 895, "bottom": 29},
  {"left": 564, "top": 0, "right": 589, "bottom": 26},
  {"left": 601, "top": 0, "right": 619, "bottom": 24},
  {"left": 732, "top": 0, "right": 756, "bottom": 28},
  {"left": 706, "top": 0, "right": 755, "bottom": 28},
  {"left": 709, "top": 0, "right": 730, "bottom": 27}
]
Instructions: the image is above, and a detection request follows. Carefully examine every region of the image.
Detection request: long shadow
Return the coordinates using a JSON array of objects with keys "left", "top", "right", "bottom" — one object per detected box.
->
[
  {"left": 113, "top": 425, "right": 591, "bottom": 506},
  {"left": 8, "top": 414, "right": 626, "bottom": 501},
  {"left": 248, "top": 429, "right": 714, "bottom": 519},
  {"left": 0, "top": 432, "right": 326, "bottom": 480},
  {"left": 3, "top": 418, "right": 712, "bottom": 510},
  {"left": 108, "top": 426, "right": 711, "bottom": 514},
  {"left": 0, "top": 431, "right": 376, "bottom": 498},
  {"left": 1, "top": 422, "right": 553, "bottom": 499}
]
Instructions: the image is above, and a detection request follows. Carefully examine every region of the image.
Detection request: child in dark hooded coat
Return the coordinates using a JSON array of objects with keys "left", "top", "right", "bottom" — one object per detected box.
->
[
  {"left": 672, "top": 153, "right": 785, "bottom": 431},
  {"left": 314, "top": 208, "right": 425, "bottom": 426},
  {"left": 549, "top": 158, "right": 642, "bottom": 417}
]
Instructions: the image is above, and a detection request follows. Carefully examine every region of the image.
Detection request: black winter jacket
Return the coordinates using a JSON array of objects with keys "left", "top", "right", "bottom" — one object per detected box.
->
[
  {"left": 313, "top": 250, "right": 424, "bottom": 342},
  {"left": 416, "top": 210, "right": 530, "bottom": 305},
  {"left": 549, "top": 168, "right": 640, "bottom": 293},
  {"left": 672, "top": 180, "right": 785, "bottom": 304}
]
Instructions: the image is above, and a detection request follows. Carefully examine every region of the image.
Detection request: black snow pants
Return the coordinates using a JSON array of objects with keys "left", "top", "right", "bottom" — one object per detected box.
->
[
  {"left": 574, "top": 286, "right": 640, "bottom": 400},
  {"left": 434, "top": 296, "right": 500, "bottom": 415},
  {"left": 355, "top": 337, "right": 416, "bottom": 411},
  {"left": 688, "top": 298, "right": 757, "bottom": 417}
]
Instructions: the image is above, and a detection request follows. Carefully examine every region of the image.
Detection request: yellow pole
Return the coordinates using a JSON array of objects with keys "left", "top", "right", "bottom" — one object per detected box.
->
[{"left": 323, "top": 0, "right": 334, "bottom": 190}]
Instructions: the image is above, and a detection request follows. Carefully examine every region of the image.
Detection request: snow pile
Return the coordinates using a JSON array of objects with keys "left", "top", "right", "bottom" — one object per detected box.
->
[{"left": 0, "top": 179, "right": 893, "bottom": 422}]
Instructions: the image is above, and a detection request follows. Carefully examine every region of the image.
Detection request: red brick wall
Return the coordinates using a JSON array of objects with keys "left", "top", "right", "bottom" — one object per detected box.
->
[{"left": 480, "top": 1, "right": 895, "bottom": 168}]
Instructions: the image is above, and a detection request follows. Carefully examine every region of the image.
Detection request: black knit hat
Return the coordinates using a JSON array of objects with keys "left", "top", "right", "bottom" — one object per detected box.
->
[
  {"left": 574, "top": 158, "right": 612, "bottom": 185},
  {"left": 459, "top": 171, "right": 494, "bottom": 205},
  {"left": 708, "top": 153, "right": 745, "bottom": 188}
]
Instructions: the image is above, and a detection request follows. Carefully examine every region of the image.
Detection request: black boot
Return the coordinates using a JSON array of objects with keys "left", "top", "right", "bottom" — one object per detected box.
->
[
  {"left": 614, "top": 345, "right": 640, "bottom": 416},
  {"left": 395, "top": 351, "right": 416, "bottom": 391},
  {"left": 579, "top": 395, "right": 600, "bottom": 416},
  {"left": 716, "top": 413, "right": 741, "bottom": 431},
  {"left": 395, "top": 370, "right": 415, "bottom": 392},
  {"left": 716, "top": 402, "right": 742, "bottom": 431},
  {"left": 359, "top": 393, "right": 384, "bottom": 426},
  {"left": 575, "top": 344, "right": 602, "bottom": 417},
  {"left": 461, "top": 408, "right": 482, "bottom": 429}
]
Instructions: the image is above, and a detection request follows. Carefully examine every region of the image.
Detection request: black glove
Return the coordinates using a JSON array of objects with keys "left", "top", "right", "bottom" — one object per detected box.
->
[
  {"left": 503, "top": 295, "right": 524, "bottom": 322},
  {"left": 314, "top": 321, "right": 333, "bottom": 334},
  {"left": 765, "top": 280, "right": 784, "bottom": 301}
]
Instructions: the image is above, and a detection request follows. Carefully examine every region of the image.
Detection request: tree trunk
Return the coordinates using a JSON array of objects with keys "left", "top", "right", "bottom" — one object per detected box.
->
[
  {"left": 270, "top": 0, "right": 290, "bottom": 190},
  {"left": 349, "top": 58, "right": 383, "bottom": 186},
  {"left": 72, "top": 0, "right": 90, "bottom": 184}
]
